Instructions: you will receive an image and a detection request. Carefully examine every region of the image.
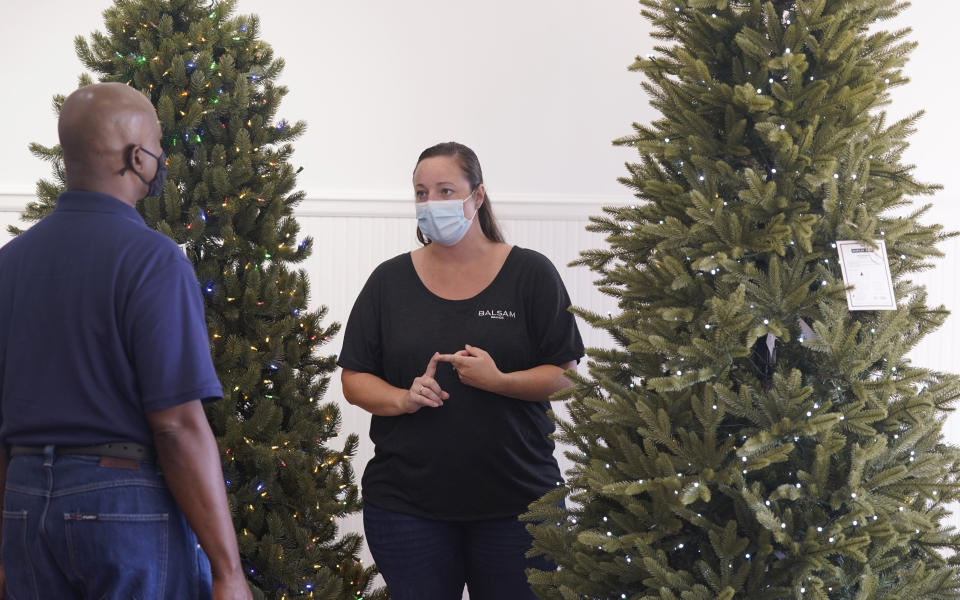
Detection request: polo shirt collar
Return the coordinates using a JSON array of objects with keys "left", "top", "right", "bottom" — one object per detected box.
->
[{"left": 55, "top": 190, "right": 146, "bottom": 225}]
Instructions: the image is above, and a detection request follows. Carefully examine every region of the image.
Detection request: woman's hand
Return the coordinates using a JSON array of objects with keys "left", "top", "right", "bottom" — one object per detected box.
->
[
  {"left": 403, "top": 352, "right": 450, "bottom": 413},
  {"left": 438, "top": 344, "right": 504, "bottom": 393}
]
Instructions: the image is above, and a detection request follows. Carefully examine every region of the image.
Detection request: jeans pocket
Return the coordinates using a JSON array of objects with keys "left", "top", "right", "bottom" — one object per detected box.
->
[
  {"left": 64, "top": 512, "right": 169, "bottom": 600},
  {"left": 2, "top": 510, "right": 37, "bottom": 598}
]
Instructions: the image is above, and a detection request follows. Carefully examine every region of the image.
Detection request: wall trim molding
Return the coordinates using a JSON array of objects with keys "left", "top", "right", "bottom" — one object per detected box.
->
[{"left": 0, "top": 190, "right": 635, "bottom": 221}]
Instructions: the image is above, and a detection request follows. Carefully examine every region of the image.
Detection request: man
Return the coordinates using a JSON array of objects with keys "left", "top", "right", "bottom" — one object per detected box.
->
[{"left": 0, "top": 83, "right": 250, "bottom": 599}]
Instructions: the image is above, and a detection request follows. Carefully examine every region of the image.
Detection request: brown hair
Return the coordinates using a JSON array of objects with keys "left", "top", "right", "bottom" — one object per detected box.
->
[{"left": 414, "top": 141, "right": 506, "bottom": 245}]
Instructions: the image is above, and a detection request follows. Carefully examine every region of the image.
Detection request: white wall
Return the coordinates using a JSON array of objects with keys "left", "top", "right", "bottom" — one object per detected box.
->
[{"left": 3, "top": 1, "right": 960, "bottom": 594}]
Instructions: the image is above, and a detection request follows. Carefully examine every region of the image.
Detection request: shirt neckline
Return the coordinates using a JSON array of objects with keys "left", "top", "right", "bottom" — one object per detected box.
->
[
  {"left": 405, "top": 245, "right": 519, "bottom": 304},
  {"left": 55, "top": 190, "right": 146, "bottom": 225}
]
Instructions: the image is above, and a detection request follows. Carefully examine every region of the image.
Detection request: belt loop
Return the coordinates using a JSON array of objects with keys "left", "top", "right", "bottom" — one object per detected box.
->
[{"left": 42, "top": 444, "right": 56, "bottom": 467}]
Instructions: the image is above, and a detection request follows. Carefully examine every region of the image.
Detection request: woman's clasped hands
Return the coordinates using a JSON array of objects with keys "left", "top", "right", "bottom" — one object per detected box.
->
[{"left": 406, "top": 345, "right": 502, "bottom": 413}]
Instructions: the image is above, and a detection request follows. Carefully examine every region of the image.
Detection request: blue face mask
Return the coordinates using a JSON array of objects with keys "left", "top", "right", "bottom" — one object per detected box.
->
[{"left": 416, "top": 190, "right": 476, "bottom": 246}]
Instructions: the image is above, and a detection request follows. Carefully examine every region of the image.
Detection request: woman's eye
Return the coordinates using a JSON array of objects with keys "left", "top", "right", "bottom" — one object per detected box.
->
[{"left": 415, "top": 190, "right": 426, "bottom": 199}]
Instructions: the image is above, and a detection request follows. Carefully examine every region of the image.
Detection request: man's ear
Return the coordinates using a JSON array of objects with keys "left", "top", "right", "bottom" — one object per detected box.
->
[{"left": 123, "top": 144, "right": 146, "bottom": 176}]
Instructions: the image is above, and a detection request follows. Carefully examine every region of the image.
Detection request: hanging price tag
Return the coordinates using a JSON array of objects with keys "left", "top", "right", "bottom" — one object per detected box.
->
[{"left": 835, "top": 240, "right": 897, "bottom": 311}]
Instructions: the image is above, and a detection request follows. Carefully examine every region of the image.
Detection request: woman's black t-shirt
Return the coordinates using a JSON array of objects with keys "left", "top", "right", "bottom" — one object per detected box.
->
[{"left": 337, "top": 246, "right": 584, "bottom": 520}]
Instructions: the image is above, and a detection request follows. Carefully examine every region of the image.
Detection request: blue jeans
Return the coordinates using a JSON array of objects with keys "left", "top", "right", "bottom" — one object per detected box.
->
[
  {"left": 363, "top": 502, "right": 553, "bottom": 600},
  {"left": 2, "top": 446, "right": 212, "bottom": 600}
]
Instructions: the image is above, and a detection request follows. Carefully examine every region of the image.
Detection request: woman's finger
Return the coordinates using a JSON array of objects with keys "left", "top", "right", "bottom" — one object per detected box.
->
[{"left": 423, "top": 352, "right": 441, "bottom": 378}]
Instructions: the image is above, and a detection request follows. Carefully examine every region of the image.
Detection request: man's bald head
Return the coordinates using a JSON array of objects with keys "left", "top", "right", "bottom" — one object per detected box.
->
[{"left": 58, "top": 82, "right": 163, "bottom": 205}]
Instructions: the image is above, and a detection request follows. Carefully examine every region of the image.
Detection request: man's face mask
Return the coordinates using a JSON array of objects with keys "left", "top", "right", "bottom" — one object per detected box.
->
[{"left": 128, "top": 147, "right": 168, "bottom": 198}]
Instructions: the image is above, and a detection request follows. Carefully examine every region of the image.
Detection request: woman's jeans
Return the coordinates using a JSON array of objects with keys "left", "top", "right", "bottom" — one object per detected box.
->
[
  {"left": 2, "top": 446, "right": 212, "bottom": 599},
  {"left": 363, "top": 501, "right": 554, "bottom": 600}
]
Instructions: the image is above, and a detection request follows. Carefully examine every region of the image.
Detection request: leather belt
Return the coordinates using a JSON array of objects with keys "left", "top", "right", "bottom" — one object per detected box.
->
[{"left": 9, "top": 442, "right": 155, "bottom": 461}]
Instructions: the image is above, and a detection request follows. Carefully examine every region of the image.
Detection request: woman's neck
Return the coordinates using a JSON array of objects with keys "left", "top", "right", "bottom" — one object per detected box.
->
[{"left": 423, "top": 227, "right": 499, "bottom": 264}]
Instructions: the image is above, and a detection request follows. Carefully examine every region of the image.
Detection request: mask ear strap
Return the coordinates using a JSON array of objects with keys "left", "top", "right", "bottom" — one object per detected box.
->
[
  {"left": 118, "top": 144, "right": 152, "bottom": 185},
  {"left": 464, "top": 189, "right": 481, "bottom": 222}
]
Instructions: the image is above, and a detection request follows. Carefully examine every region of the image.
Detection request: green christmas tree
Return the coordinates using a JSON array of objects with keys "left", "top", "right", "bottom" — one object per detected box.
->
[
  {"left": 17, "top": 1, "right": 384, "bottom": 598},
  {"left": 526, "top": 1, "right": 960, "bottom": 598}
]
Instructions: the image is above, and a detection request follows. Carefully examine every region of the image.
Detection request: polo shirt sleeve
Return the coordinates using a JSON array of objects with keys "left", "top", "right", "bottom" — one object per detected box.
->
[
  {"left": 528, "top": 253, "right": 585, "bottom": 367},
  {"left": 337, "top": 268, "right": 384, "bottom": 377},
  {"left": 124, "top": 255, "right": 223, "bottom": 413}
]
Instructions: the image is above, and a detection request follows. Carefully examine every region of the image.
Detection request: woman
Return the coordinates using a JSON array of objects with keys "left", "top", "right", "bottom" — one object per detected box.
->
[{"left": 338, "top": 141, "right": 583, "bottom": 600}]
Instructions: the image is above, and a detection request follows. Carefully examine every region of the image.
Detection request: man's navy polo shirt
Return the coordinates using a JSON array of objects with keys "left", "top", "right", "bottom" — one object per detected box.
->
[{"left": 0, "top": 190, "right": 222, "bottom": 448}]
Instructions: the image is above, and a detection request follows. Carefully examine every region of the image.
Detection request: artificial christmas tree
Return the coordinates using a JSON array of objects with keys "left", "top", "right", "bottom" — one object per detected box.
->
[
  {"left": 15, "top": 1, "right": 383, "bottom": 598},
  {"left": 525, "top": 1, "right": 960, "bottom": 599}
]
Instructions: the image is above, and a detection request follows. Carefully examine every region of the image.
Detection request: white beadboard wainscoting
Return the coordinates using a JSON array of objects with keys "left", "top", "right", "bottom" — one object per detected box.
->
[{"left": 3, "top": 192, "right": 960, "bottom": 589}]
